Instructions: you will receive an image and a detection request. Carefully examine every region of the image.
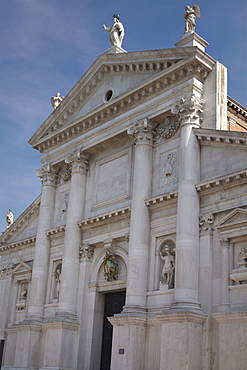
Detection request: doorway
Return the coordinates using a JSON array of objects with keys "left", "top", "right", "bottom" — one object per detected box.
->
[{"left": 100, "top": 291, "right": 126, "bottom": 370}]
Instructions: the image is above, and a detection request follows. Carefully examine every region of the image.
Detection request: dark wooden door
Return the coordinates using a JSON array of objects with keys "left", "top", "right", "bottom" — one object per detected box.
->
[
  {"left": 100, "top": 291, "right": 126, "bottom": 370},
  {"left": 0, "top": 340, "right": 4, "bottom": 369}
]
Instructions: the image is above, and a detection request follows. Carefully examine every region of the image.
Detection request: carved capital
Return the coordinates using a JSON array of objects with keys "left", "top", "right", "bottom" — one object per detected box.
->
[
  {"left": 79, "top": 243, "right": 94, "bottom": 260},
  {"left": 220, "top": 238, "right": 231, "bottom": 248},
  {"left": 65, "top": 149, "right": 89, "bottom": 175},
  {"left": 171, "top": 94, "right": 204, "bottom": 127},
  {"left": 127, "top": 118, "right": 157, "bottom": 145},
  {"left": 36, "top": 164, "right": 58, "bottom": 186},
  {"left": 199, "top": 212, "right": 215, "bottom": 234}
]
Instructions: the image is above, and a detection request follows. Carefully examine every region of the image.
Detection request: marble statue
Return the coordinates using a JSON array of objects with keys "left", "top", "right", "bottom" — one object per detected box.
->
[
  {"left": 55, "top": 268, "right": 61, "bottom": 298},
  {"left": 103, "top": 14, "right": 125, "bottom": 48},
  {"left": 160, "top": 246, "right": 175, "bottom": 285},
  {"left": 51, "top": 92, "right": 65, "bottom": 109},
  {"left": 20, "top": 288, "right": 27, "bottom": 300},
  {"left": 238, "top": 246, "right": 247, "bottom": 268},
  {"left": 6, "top": 209, "right": 14, "bottom": 228},
  {"left": 184, "top": 5, "right": 200, "bottom": 33},
  {"left": 103, "top": 252, "right": 117, "bottom": 281}
]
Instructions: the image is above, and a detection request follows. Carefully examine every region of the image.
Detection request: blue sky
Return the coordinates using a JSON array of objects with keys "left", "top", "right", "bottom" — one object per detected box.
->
[{"left": 0, "top": 0, "right": 246, "bottom": 233}]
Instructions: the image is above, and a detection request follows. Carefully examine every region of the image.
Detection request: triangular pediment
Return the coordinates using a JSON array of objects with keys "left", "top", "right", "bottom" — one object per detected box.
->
[
  {"left": 0, "top": 195, "right": 40, "bottom": 246},
  {"left": 29, "top": 47, "right": 214, "bottom": 153},
  {"left": 216, "top": 208, "right": 247, "bottom": 236},
  {"left": 13, "top": 262, "right": 32, "bottom": 276}
]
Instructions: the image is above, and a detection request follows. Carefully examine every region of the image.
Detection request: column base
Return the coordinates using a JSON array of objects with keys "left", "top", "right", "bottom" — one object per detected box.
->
[
  {"left": 121, "top": 305, "right": 147, "bottom": 316},
  {"left": 55, "top": 310, "right": 78, "bottom": 322},
  {"left": 171, "top": 299, "right": 202, "bottom": 311}
]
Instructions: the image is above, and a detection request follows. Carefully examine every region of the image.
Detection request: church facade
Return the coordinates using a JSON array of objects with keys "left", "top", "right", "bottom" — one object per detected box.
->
[{"left": 0, "top": 26, "right": 247, "bottom": 370}]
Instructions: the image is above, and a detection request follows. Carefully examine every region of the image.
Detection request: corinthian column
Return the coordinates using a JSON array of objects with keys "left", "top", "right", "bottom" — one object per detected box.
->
[
  {"left": 124, "top": 118, "right": 157, "bottom": 313},
  {"left": 27, "top": 164, "right": 57, "bottom": 320},
  {"left": 56, "top": 149, "right": 89, "bottom": 319},
  {"left": 171, "top": 94, "right": 204, "bottom": 309}
]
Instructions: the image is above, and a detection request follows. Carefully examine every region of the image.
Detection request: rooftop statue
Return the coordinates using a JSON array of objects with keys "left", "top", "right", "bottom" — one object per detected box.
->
[
  {"left": 6, "top": 209, "right": 14, "bottom": 228},
  {"left": 184, "top": 5, "right": 200, "bottom": 33},
  {"left": 103, "top": 14, "right": 125, "bottom": 48},
  {"left": 51, "top": 92, "right": 65, "bottom": 109}
]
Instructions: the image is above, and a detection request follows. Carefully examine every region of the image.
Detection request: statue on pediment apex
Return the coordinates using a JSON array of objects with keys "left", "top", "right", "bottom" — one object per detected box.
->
[
  {"left": 103, "top": 14, "right": 125, "bottom": 48},
  {"left": 51, "top": 92, "right": 64, "bottom": 109},
  {"left": 184, "top": 5, "right": 200, "bottom": 33},
  {"left": 6, "top": 209, "right": 14, "bottom": 228}
]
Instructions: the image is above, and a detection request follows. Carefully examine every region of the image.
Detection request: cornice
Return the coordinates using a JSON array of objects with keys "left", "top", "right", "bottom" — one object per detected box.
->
[
  {"left": 194, "top": 128, "right": 247, "bottom": 146},
  {"left": 212, "top": 311, "right": 247, "bottom": 323},
  {"left": 145, "top": 190, "right": 178, "bottom": 207},
  {"left": 227, "top": 96, "right": 247, "bottom": 119},
  {"left": 30, "top": 50, "right": 213, "bottom": 153},
  {"left": 0, "top": 236, "right": 36, "bottom": 252},
  {"left": 78, "top": 206, "right": 131, "bottom": 228},
  {"left": 46, "top": 225, "right": 66, "bottom": 237},
  {"left": 196, "top": 169, "right": 247, "bottom": 193},
  {"left": 0, "top": 195, "right": 41, "bottom": 245}
]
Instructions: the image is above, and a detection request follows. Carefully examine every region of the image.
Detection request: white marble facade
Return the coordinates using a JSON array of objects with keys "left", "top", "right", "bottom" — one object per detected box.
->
[{"left": 0, "top": 30, "right": 247, "bottom": 370}]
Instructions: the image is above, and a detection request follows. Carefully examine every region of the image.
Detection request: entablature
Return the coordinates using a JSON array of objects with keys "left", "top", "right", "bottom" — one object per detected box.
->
[{"left": 30, "top": 49, "right": 214, "bottom": 154}]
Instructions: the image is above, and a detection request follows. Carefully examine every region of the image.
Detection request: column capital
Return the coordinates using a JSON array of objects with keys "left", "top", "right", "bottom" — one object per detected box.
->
[
  {"left": 79, "top": 243, "right": 94, "bottom": 261},
  {"left": 171, "top": 94, "right": 204, "bottom": 127},
  {"left": 36, "top": 164, "right": 57, "bottom": 186},
  {"left": 127, "top": 118, "right": 157, "bottom": 145},
  {"left": 199, "top": 212, "right": 215, "bottom": 235},
  {"left": 220, "top": 238, "right": 231, "bottom": 248},
  {"left": 65, "top": 149, "right": 89, "bottom": 175}
]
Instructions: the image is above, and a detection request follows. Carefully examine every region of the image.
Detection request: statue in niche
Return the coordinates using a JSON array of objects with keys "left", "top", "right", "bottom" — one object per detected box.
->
[
  {"left": 55, "top": 266, "right": 62, "bottom": 299},
  {"left": 51, "top": 92, "right": 65, "bottom": 109},
  {"left": 59, "top": 193, "right": 69, "bottom": 222},
  {"left": 103, "top": 252, "right": 117, "bottom": 281},
  {"left": 6, "top": 209, "right": 14, "bottom": 228},
  {"left": 184, "top": 5, "right": 200, "bottom": 33},
  {"left": 160, "top": 153, "right": 177, "bottom": 187},
  {"left": 238, "top": 246, "right": 247, "bottom": 268},
  {"left": 103, "top": 14, "right": 125, "bottom": 48},
  {"left": 20, "top": 288, "right": 27, "bottom": 300},
  {"left": 160, "top": 246, "right": 175, "bottom": 286}
]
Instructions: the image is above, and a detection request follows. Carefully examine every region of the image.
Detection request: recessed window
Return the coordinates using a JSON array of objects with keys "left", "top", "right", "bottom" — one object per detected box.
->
[{"left": 105, "top": 90, "right": 113, "bottom": 102}]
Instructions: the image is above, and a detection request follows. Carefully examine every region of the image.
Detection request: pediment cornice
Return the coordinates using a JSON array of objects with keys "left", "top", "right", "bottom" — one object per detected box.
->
[
  {"left": 29, "top": 48, "right": 214, "bottom": 153},
  {"left": 0, "top": 195, "right": 41, "bottom": 245}
]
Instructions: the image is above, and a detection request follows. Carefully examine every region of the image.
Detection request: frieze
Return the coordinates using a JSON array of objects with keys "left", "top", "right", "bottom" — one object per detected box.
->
[
  {"left": 0, "top": 263, "right": 14, "bottom": 277},
  {"left": 155, "top": 116, "right": 180, "bottom": 143}
]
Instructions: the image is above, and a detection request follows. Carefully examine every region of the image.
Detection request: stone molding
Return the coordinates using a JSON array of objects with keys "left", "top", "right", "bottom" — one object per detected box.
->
[
  {"left": 194, "top": 128, "right": 247, "bottom": 147},
  {"left": 0, "top": 236, "right": 36, "bottom": 252},
  {"left": 78, "top": 205, "right": 131, "bottom": 227},
  {"left": 65, "top": 149, "right": 89, "bottom": 175},
  {"left": 127, "top": 118, "right": 158, "bottom": 145},
  {"left": 108, "top": 315, "right": 147, "bottom": 326},
  {"left": 212, "top": 311, "right": 247, "bottom": 323},
  {"left": 171, "top": 94, "right": 204, "bottom": 127},
  {"left": 46, "top": 225, "right": 66, "bottom": 238},
  {"left": 30, "top": 52, "right": 213, "bottom": 153},
  {"left": 145, "top": 190, "right": 178, "bottom": 207},
  {"left": 196, "top": 169, "right": 247, "bottom": 193},
  {"left": 148, "top": 310, "right": 207, "bottom": 325}
]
